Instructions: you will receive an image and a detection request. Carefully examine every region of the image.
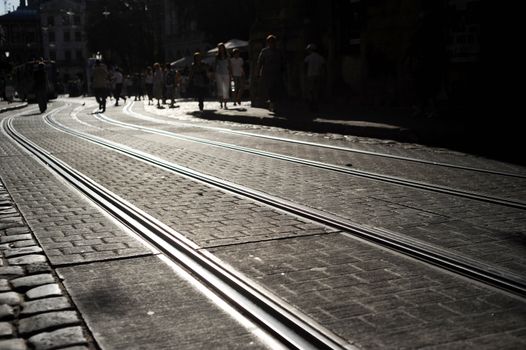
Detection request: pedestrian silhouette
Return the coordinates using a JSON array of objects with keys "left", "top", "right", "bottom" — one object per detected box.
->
[
  {"left": 256, "top": 34, "right": 285, "bottom": 113},
  {"left": 304, "top": 43, "right": 325, "bottom": 113},
  {"left": 91, "top": 60, "right": 110, "bottom": 113},
  {"left": 188, "top": 52, "right": 209, "bottom": 112}
]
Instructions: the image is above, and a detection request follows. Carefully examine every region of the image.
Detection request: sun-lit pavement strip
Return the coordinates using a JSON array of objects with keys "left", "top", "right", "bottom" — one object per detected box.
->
[{"left": 0, "top": 180, "right": 92, "bottom": 350}]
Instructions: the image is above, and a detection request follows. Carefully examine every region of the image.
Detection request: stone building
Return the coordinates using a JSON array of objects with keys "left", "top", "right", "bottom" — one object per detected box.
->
[
  {"left": 39, "top": 0, "right": 87, "bottom": 84},
  {"left": 0, "top": 0, "right": 41, "bottom": 64}
]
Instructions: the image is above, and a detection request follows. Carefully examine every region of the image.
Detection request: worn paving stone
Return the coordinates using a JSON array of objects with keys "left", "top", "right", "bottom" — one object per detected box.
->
[
  {"left": 0, "top": 304, "right": 14, "bottom": 320},
  {"left": 11, "top": 240, "right": 37, "bottom": 248},
  {"left": 21, "top": 297, "right": 71, "bottom": 316},
  {"left": 0, "top": 266, "right": 25, "bottom": 278},
  {"left": 0, "top": 279, "right": 9, "bottom": 292},
  {"left": 26, "top": 284, "right": 62, "bottom": 300},
  {"left": 5, "top": 227, "right": 30, "bottom": 235},
  {"left": 0, "top": 291, "right": 23, "bottom": 305},
  {"left": 3, "top": 246, "right": 44, "bottom": 258},
  {"left": 28, "top": 326, "right": 87, "bottom": 350},
  {"left": 18, "top": 311, "right": 80, "bottom": 335},
  {"left": 0, "top": 338, "right": 27, "bottom": 350},
  {"left": 25, "top": 263, "right": 52, "bottom": 275},
  {"left": 0, "top": 234, "right": 32, "bottom": 243},
  {"left": 0, "top": 321, "right": 14, "bottom": 336},
  {"left": 10, "top": 274, "right": 55, "bottom": 290},
  {"left": 7, "top": 254, "right": 47, "bottom": 265}
]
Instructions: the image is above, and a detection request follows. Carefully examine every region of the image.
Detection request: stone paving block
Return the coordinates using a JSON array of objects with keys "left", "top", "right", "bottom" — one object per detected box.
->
[
  {"left": 0, "top": 304, "right": 14, "bottom": 320},
  {"left": 0, "top": 321, "right": 14, "bottom": 336},
  {"left": 28, "top": 326, "right": 87, "bottom": 350},
  {"left": 21, "top": 297, "right": 71, "bottom": 316},
  {"left": 0, "top": 234, "right": 32, "bottom": 243},
  {"left": 0, "top": 279, "right": 9, "bottom": 292},
  {"left": 25, "top": 263, "right": 52, "bottom": 275},
  {"left": 26, "top": 284, "right": 62, "bottom": 300},
  {"left": 5, "top": 227, "right": 30, "bottom": 235},
  {"left": 18, "top": 311, "right": 80, "bottom": 335},
  {"left": 0, "top": 266, "right": 25, "bottom": 278},
  {"left": 0, "top": 338, "right": 27, "bottom": 350},
  {"left": 0, "top": 291, "right": 23, "bottom": 305},
  {"left": 10, "top": 274, "right": 55, "bottom": 290},
  {"left": 3, "top": 246, "right": 43, "bottom": 258},
  {"left": 8, "top": 254, "right": 47, "bottom": 265},
  {"left": 12, "top": 240, "right": 37, "bottom": 248}
]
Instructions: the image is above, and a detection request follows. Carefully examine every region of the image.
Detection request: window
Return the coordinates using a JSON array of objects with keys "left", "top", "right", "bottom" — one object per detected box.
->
[
  {"left": 48, "top": 16, "right": 54, "bottom": 26},
  {"left": 49, "top": 50, "right": 56, "bottom": 60},
  {"left": 65, "top": 50, "right": 71, "bottom": 61},
  {"left": 74, "top": 16, "right": 81, "bottom": 25},
  {"left": 64, "top": 31, "right": 70, "bottom": 42},
  {"left": 48, "top": 31, "right": 55, "bottom": 42},
  {"left": 75, "top": 31, "right": 81, "bottom": 41},
  {"left": 76, "top": 50, "right": 83, "bottom": 61}
]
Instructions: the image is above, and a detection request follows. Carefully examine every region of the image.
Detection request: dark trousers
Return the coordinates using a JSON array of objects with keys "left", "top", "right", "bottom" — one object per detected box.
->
[{"left": 114, "top": 83, "right": 124, "bottom": 104}]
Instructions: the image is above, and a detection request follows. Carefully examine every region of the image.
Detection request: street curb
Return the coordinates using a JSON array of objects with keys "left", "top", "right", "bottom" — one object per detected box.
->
[{"left": 0, "top": 103, "right": 28, "bottom": 114}]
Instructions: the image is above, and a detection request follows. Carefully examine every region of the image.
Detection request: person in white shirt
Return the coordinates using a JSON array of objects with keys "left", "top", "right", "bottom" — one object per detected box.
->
[
  {"left": 304, "top": 43, "right": 325, "bottom": 112},
  {"left": 230, "top": 48, "right": 245, "bottom": 106}
]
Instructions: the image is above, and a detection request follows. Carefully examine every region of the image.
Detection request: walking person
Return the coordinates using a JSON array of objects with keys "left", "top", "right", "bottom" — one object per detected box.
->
[
  {"left": 214, "top": 43, "right": 232, "bottom": 109},
  {"left": 152, "top": 63, "right": 164, "bottom": 108},
  {"left": 230, "top": 48, "right": 245, "bottom": 106},
  {"left": 145, "top": 67, "right": 154, "bottom": 105},
  {"left": 33, "top": 60, "right": 48, "bottom": 113},
  {"left": 188, "top": 52, "right": 209, "bottom": 112},
  {"left": 256, "top": 34, "right": 285, "bottom": 112},
  {"left": 4, "top": 75, "right": 15, "bottom": 103},
  {"left": 92, "top": 60, "right": 110, "bottom": 112},
  {"left": 304, "top": 43, "right": 325, "bottom": 112},
  {"left": 164, "top": 65, "right": 177, "bottom": 108},
  {"left": 112, "top": 67, "right": 126, "bottom": 106}
]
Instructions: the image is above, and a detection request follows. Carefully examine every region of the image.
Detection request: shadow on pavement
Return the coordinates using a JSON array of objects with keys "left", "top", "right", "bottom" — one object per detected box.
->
[{"left": 187, "top": 102, "right": 524, "bottom": 166}]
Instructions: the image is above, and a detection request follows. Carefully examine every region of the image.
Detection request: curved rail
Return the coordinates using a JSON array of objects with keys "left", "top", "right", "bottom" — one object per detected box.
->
[
  {"left": 94, "top": 109, "right": 526, "bottom": 210},
  {"left": 125, "top": 101, "right": 526, "bottom": 179},
  {"left": 38, "top": 109, "right": 526, "bottom": 298},
  {"left": 3, "top": 107, "right": 351, "bottom": 349}
]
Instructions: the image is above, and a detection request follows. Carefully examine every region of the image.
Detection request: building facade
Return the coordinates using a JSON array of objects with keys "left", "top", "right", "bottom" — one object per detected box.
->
[
  {"left": 40, "top": 0, "right": 87, "bottom": 85},
  {"left": 0, "top": 1, "right": 41, "bottom": 64}
]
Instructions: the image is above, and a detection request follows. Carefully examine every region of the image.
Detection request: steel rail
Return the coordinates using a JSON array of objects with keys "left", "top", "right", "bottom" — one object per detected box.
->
[
  {"left": 125, "top": 101, "right": 526, "bottom": 179},
  {"left": 3, "top": 108, "right": 351, "bottom": 350},
  {"left": 95, "top": 110, "right": 526, "bottom": 210},
  {"left": 42, "top": 111, "right": 526, "bottom": 298}
]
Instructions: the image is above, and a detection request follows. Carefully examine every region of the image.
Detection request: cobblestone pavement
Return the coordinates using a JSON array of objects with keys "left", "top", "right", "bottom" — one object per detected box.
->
[
  {"left": 1, "top": 180, "right": 94, "bottom": 350},
  {"left": 1, "top": 100, "right": 526, "bottom": 349},
  {"left": 61, "top": 100, "right": 526, "bottom": 279}
]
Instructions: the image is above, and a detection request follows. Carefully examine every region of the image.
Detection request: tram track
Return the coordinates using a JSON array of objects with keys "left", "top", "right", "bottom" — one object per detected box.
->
[
  {"left": 9, "top": 104, "right": 524, "bottom": 299},
  {"left": 92, "top": 106, "right": 526, "bottom": 210},
  {"left": 125, "top": 101, "right": 526, "bottom": 179},
  {"left": 2, "top": 105, "right": 353, "bottom": 350}
]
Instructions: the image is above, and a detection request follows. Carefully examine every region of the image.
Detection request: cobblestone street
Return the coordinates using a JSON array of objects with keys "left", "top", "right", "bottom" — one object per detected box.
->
[{"left": 1, "top": 98, "right": 525, "bottom": 349}]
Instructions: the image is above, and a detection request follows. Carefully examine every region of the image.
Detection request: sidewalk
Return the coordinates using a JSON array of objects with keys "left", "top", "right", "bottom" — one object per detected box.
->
[
  {"left": 159, "top": 98, "right": 521, "bottom": 165},
  {"left": 0, "top": 100, "right": 28, "bottom": 114}
]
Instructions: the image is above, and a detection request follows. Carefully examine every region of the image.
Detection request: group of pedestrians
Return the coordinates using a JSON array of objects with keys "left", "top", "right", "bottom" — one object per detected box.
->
[
  {"left": 255, "top": 34, "right": 326, "bottom": 113},
  {"left": 186, "top": 43, "right": 246, "bottom": 112},
  {"left": 91, "top": 61, "right": 184, "bottom": 113},
  {"left": 91, "top": 34, "right": 325, "bottom": 115}
]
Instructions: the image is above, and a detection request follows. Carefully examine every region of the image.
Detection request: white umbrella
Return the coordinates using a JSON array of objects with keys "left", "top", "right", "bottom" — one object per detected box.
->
[
  {"left": 207, "top": 39, "right": 249, "bottom": 54},
  {"left": 171, "top": 56, "right": 192, "bottom": 68}
]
